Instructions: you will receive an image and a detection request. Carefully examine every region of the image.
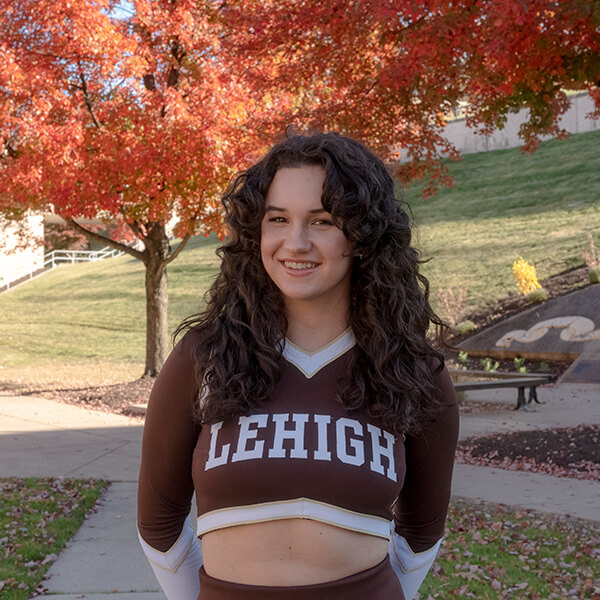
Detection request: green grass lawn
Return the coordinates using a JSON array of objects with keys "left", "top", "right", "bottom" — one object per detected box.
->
[
  {"left": 0, "top": 130, "right": 598, "bottom": 377},
  {"left": 0, "top": 478, "right": 108, "bottom": 600},
  {"left": 420, "top": 500, "right": 600, "bottom": 599},
  {"left": 0, "top": 234, "right": 220, "bottom": 376}
]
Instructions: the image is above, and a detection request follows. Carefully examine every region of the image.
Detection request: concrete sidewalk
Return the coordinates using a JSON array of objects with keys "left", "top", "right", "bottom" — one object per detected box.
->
[
  {"left": 0, "top": 395, "right": 164, "bottom": 599},
  {"left": 1, "top": 382, "right": 599, "bottom": 598}
]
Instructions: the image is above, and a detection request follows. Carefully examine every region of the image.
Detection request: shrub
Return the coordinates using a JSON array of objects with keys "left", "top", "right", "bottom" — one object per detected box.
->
[
  {"left": 454, "top": 320, "right": 476, "bottom": 336},
  {"left": 581, "top": 232, "right": 599, "bottom": 268},
  {"left": 436, "top": 283, "right": 469, "bottom": 328},
  {"left": 589, "top": 267, "right": 600, "bottom": 284},
  {"left": 480, "top": 357, "right": 499, "bottom": 372},
  {"left": 513, "top": 356, "right": 527, "bottom": 373},
  {"left": 512, "top": 257, "right": 542, "bottom": 295},
  {"left": 527, "top": 287, "right": 548, "bottom": 303}
]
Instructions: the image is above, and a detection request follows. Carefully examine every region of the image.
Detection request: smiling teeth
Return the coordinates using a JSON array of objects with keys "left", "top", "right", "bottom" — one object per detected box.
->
[{"left": 284, "top": 261, "right": 318, "bottom": 270}]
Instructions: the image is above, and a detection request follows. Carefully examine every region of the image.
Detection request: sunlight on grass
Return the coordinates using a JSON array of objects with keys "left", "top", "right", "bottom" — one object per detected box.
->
[{"left": 0, "top": 235, "right": 221, "bottom": 370}]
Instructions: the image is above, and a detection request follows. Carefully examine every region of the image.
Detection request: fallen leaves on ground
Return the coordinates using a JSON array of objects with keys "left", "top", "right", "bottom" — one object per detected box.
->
[
  {"left": 456, "top": 424, "right": 600, "bottom": 481},
  {"left": 418, "top": 499, "right": 600, "bottom": 599},
  {"left": 0, "top": 377, "right": 153, "bottom": 420},
  {"left": 0, "top": 478, "right": 108, "bottom": 600}
]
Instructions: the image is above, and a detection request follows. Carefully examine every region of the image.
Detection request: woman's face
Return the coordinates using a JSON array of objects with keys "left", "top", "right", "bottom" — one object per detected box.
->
[{"left": 260, "top": 165, "right": 353, "bottom": 311}]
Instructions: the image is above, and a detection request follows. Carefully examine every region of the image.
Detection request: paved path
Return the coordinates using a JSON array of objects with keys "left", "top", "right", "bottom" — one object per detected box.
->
[
  {"left": 0, "top": 396, "right": 163, "bottom": 598},
  {"left": 1, "top": 382, "right": 599, "bottom": 598}
]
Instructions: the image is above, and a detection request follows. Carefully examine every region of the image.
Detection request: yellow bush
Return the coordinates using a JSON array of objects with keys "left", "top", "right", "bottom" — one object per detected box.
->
[{"left": 512, "top": 257, "right": 541, "bottom": 295}]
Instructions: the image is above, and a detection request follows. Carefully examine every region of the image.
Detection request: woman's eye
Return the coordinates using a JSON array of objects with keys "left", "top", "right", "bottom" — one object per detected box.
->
[
  {"left": 268, "top": 216, "right": 287, "bottom": 223},
  {"left": 314, "top": 218, "right": 334, "bottom": 226}
]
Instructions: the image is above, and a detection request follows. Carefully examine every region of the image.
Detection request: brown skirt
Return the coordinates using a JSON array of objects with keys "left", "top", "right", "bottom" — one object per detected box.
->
[{"left": 197, "top": 555, "right": 405, "bottom": 600}]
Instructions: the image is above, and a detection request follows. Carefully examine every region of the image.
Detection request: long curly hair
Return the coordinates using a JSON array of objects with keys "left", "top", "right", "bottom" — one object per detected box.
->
[{"left": 175, "top": 132, "right": 448, "bottom": 435}]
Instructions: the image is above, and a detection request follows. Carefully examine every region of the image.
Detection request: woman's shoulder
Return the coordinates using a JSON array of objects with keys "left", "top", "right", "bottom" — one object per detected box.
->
[
  {"left": 172, "top": 326, "right": 205, "bottom": 358},
  {"left": 426, "top": 356, "right": 457, "bottom": 405},
  {"left": 153, "top": 328, "right": 206, "bottom": 384}
]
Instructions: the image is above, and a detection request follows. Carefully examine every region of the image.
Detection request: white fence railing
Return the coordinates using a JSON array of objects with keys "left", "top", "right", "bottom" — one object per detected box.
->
[
  {"left": 43, "top": 246, "right": 124, "bottom": 269},
  {"left": 1, "top": 246, "right": 125, "bottom": 293}
]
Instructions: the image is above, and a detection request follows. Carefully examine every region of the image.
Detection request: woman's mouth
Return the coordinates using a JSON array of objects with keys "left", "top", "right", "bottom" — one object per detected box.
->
[{"left": 281, "top": 260, "right": 319, "bottom": 271}]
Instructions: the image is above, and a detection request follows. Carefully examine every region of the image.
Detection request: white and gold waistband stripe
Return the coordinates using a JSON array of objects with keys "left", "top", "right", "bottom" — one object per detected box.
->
[{"left": 196, "top": 497, "right": 391, "bottom": 540}]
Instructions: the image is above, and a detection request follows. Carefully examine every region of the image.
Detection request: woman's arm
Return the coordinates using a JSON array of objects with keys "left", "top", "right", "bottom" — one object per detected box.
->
[
  {"left": 137, "top": 332, "right": 204, "bottom": 599},
  {"left": 390, "top": 364, "right": 459, "bottom": 599}
]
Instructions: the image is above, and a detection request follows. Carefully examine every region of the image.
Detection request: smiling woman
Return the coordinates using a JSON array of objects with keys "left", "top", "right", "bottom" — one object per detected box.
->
[
  {"left": 260, "top": 165, "right": 354, "bottom": 346},
  {"left": 137, "top": 132, "right": 459, "bottom": 600}
]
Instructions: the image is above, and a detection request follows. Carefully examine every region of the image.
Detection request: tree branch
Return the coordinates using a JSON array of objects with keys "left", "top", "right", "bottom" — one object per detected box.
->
[
  {"left": 78, "top": 64, "right": 102, "bottom": 129},
  {"left": 29, "top": 49, "right": 73, "bottom": 61},
  {"left": 167, "top": 38, "right": 186, "bottom": 89},
  {"left": 67, "top": 219, "right": 145, "bottom": 261},
  {"left": 164, "top": 230, "right": 194, "bottom": 266},
  {"left": 3, "top": 139, "right": 18, "bottom": 159},
  {"left": 127, "top": 218, "right": 147, "bottom": 239},
  {"left": 143, "top": 73, "right": 157, "bottom": 91}
]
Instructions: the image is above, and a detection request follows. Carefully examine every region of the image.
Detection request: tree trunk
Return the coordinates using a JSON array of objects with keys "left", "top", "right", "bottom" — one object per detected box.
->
[
  {"left": 68, "top": 218, "right": 194, "bottom": 378},
  {"left": 143, "top": 223, "right": 171, "bottom": 377}
]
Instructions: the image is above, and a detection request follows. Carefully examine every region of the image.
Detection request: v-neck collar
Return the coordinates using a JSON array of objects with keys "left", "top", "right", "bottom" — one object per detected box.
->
[{"left": 282, "top": 329, "right": 355, "bottom": 379}]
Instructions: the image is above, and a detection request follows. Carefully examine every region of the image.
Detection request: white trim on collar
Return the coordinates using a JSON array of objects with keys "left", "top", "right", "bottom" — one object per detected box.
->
[{"left": 282, "top": 329, "right": 355, "bottom": 378}]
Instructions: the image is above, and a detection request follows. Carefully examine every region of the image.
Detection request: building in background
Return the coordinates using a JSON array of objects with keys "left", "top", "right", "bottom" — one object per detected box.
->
[
  {"left": 442, "top": 92, "right": 597, "bottom": 155},
  {"left": 0, "top": 213, "right": 44, "bottom": 291}
]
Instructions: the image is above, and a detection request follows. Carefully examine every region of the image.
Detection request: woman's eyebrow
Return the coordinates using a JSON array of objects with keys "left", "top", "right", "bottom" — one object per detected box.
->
[{"left": 265, "top": 205, "right": 328, "bottom": 214}]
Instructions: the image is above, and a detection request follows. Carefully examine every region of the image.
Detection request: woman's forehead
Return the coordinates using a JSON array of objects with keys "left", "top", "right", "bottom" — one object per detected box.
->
[{"left": 266, "top": 166, "right": 327, "bottom": 209}]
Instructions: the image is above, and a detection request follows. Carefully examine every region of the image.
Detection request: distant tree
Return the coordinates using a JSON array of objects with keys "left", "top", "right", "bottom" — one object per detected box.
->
[
  {"left": 44, "top": 221, "right": 133, "bottom": 251},
  {"left": 44, "top": 223, "right": 92, "bottom": 251},
  {"left": 1, "top": 0, "right": 598, "bottom": 374}
]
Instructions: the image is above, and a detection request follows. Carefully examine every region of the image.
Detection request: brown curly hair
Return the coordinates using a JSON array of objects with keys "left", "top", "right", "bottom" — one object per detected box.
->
[{"left": 175, "top": 132, "right": 448, "bottom": 435}]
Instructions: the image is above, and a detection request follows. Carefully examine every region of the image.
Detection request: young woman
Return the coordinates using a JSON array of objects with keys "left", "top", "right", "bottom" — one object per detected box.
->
[{"left": 137, "top": 132, "right": 458, "bottom": 600}]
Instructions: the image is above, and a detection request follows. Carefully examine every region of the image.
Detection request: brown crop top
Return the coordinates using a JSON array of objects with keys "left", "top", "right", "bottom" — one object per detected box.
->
[{"left": 137, "top": 329, "right": 458, "bottom": 555}]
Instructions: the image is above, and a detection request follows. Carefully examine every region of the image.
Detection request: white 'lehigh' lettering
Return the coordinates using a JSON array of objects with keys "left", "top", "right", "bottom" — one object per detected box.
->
[
  {"left": 205, "top": 422, "right": 230, "bottom": 470},
  {"left": 268, "top": 413, "right": 310, "bottom": 459},
  {"left": 313, "top": 414, "right": 332, "bottom": 461},
  {"left": 366, "top": 423, "right": 397, "bottom": 482},
  {"left": 336, "top": 417, "right": 365, "bottom": 466},
  {"left": 232, "top": 414, "right": 268, "bottom": 462},
  {"left": 204, "top": 413, "right": 397, "bottom": 481}
]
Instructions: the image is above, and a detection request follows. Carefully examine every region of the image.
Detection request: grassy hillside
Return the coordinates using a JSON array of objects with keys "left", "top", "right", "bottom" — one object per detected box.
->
[
  {"left": 405, "top": 129, "right": 600, "bottom": 316},
  {"left": 0, "top": 234, "right": 221, "bottom": 378},
  {"left": 1, "top": 130, "right": 598, "bottom": 381}
]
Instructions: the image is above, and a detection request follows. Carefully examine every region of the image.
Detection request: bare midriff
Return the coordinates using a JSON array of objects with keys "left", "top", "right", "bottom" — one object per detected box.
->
[{"left": 202, "top": 518, "right": 389, "bottom": 586}]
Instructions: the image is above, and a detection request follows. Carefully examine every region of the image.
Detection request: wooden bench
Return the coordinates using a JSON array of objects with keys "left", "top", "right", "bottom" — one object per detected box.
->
[{"left": 448, "top": 370, "right": 557, "bottom": 411}]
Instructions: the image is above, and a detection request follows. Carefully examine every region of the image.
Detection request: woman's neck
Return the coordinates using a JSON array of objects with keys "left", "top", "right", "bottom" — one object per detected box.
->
[{"left": 284, "top": 301, "right": 350, "bottom": 353}]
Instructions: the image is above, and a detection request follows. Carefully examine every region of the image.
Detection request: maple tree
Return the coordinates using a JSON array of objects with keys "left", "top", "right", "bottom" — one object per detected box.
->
[
  {"left": 0, "top": 0, "right": 274, "bottom": 375},
  {"left": 1, "top": 0, "right": 598, "bottom": 375},
  {"left": 221, "top": 0, "right": 599, "bottom": 191}
]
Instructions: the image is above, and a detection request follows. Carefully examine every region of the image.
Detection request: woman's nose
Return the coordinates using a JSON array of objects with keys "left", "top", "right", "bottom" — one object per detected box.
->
[{"left": 284, "top": 223, "right": 312, "bottom": 252}]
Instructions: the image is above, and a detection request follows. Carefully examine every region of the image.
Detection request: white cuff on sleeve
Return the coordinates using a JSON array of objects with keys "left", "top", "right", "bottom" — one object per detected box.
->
[
  {"left": 138, "top": 517, "right": 203, "bottom": 600},
  {"left": 388, "top": 533, "right": 441, "bottom": 600}
]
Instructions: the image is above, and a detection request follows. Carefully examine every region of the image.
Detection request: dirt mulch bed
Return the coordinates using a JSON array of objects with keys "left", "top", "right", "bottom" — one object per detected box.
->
[
  {"left": 457, "top": 424, "right": 600, "bottom": 482},
  {"left": 8, "top": 378, "right": 155, "bottom": 420}
]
